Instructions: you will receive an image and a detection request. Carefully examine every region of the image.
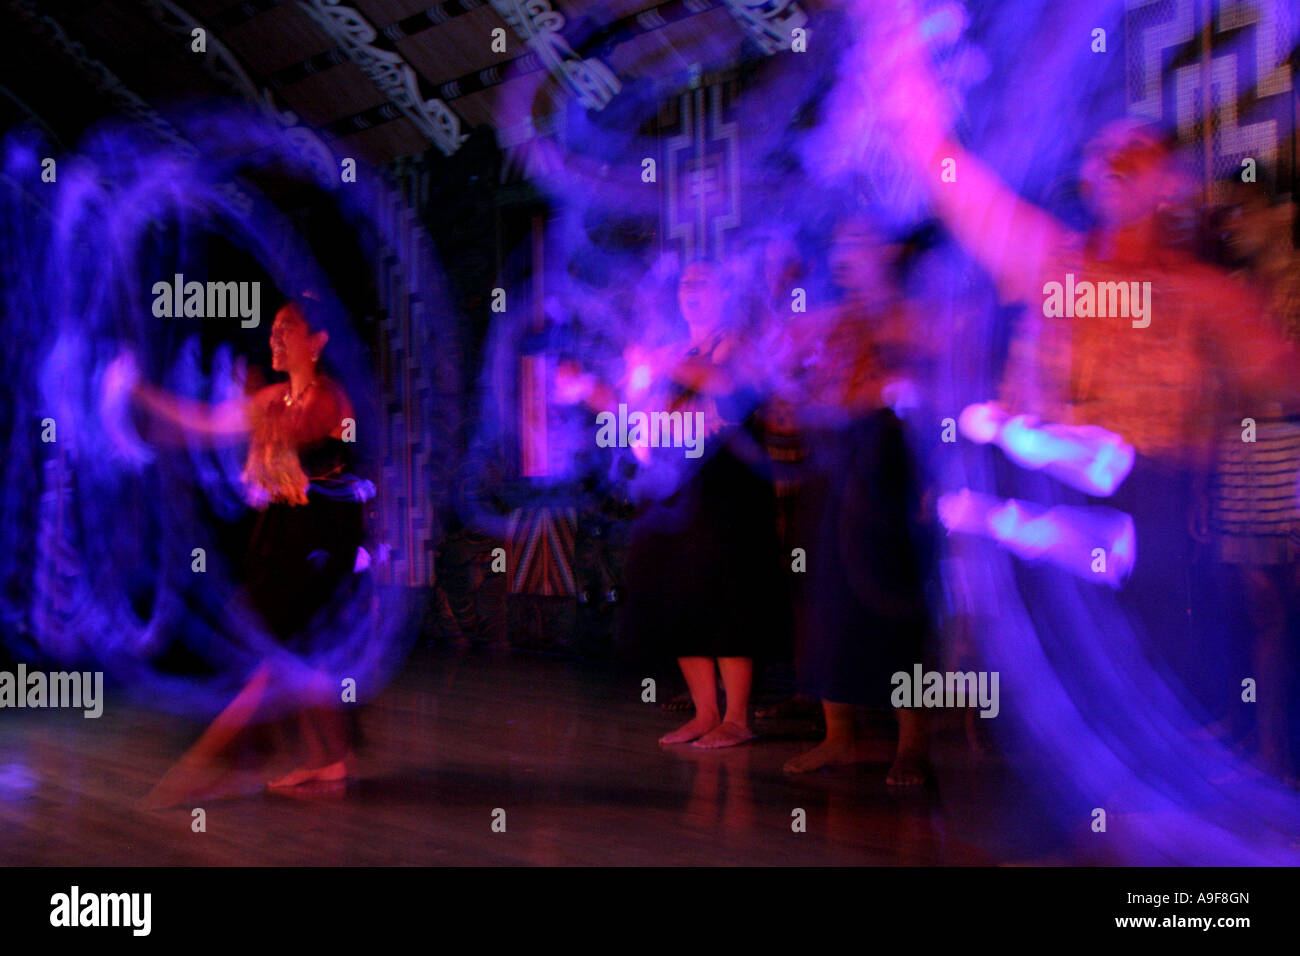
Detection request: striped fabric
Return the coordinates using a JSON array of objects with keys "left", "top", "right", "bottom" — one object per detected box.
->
[
  {"left": 1211, "top": 419, "right": 1300, "bottom": 565},
  {"left": 506, "top": 507, "right": 578, "bottom": 596}
]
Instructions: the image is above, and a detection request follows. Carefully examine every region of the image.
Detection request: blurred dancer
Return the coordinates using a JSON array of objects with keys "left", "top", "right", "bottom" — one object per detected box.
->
[
  {"left": 1207, "top": 189, "right": 1300, "bottom": 776},
  {"left": 877, "top": 16, "right": 1299, "bottom": 704},
  {"left": 783, "top": 216, "right": 937, "bottom": 785},
  {"left": 126, "top": 300, "right": 369, "bottom": 804},
  {"left": 620, "top": 260, "right": 784, "bottom": 748}
]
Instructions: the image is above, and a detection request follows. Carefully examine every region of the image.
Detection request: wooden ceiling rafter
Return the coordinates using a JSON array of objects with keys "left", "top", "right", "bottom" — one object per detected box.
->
[
  {"left": 253, "top": 0, "right": 489, "bottom": 91},
  {"left": 286, "top": 0, "right": 473, "bottom": 155},
  {"left": 18, "top": 0, "right": 818, "bottom": 168}
]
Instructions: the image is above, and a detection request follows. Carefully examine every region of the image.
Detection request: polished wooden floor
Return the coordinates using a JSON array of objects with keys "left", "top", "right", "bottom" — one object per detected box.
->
[{"left": 0, "top": 648, "right": 1052, "bottom": 865}]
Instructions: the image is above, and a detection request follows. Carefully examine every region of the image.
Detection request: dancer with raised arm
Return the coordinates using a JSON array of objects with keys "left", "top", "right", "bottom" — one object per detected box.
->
[{"left": 863, "top": 0, "right": 1299, "bottom": 703}]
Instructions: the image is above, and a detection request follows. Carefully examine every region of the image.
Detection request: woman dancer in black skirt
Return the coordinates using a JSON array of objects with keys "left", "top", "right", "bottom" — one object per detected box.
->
[
  {"left": 128, "top": 299, "right": 368, "bottom": 804},
  {"left": 621, "top": 260, "right": 785, "bottom": 749},
  {"left": 783, "top": 217, "right": 936, "bottom": 785}
]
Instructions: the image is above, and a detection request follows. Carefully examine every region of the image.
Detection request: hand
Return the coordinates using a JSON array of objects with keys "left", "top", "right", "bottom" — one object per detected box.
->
[
  {"left": 673, "top": 355, "right": 716, "bottom": 392},
  {"left": 815, "top": 0, "right": 953, "bottom": 177},
  {"left": 102, "top": 350, "right": 140, "bottom": 403},
  {"left": 99, "top": 350, "right": 153, "bottom": 467},
  {"left": 554, "top": 360, "right": 592, "bottom": 404}
]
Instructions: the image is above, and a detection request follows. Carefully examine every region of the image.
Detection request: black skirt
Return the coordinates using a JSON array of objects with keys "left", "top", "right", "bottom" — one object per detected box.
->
[
  {"left": 243, "top": 488, "right": 365, "bottom": 651},
  {"left": 794, "top": 408, "right": 933, "bottom": 708},
  {"left": 621, "top": 426, "right": 787, "bottom": 660}
]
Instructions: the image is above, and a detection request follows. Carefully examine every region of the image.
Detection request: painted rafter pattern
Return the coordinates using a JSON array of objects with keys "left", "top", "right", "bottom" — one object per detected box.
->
[{"left": 297, "top": 0, "right": 469, "bottom": 155}]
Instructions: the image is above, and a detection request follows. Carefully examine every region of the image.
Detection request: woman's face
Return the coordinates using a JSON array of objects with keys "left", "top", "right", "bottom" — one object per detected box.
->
[
  {"left": 829, "top": 220, "right": 892, "bottom": 302},
  {"left": 269, "top": 307, "right": 315, "bottom": 372},
  {"left": 1081, "top": 132, "right": 1185, "bottom": 229},
  {"left": 678, "top": 262, "right": 723, "bottom": 335}
]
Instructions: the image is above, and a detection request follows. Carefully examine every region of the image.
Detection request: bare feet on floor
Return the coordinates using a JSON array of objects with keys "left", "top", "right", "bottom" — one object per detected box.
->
[
  {"left": 692, "top": 721, "right": 756, "bottom": 749},
  {"left": 267, "top": 760, "right": 348, "bottom": 790},
  {"left": 659, "top": 715, "right": 720, "bottom": 744},
  {"left": 783, "top": 738, "right": 860, "bottom": 774},
  {"left": 886, "top": 749, "right": 930, "bottom": 787}
]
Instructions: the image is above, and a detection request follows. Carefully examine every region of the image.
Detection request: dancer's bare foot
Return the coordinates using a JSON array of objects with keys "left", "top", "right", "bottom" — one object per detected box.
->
[
  {"left": 138, "top": 754, "right": 223, "bottom": 810},
  {"left": 137, "top": 784, "right": 189, "bottom": 811},
  {"left": 267, "top": 760, "right": 348, "bottom": 789},
  {"left": 886, "top": 749, "right": 930, "bottom": 787},
  {"left": 783, "top": 738, "right": 859, "bottom": 774},
  {"left": 659, "top": 714, "right": 720, "bottom": 744},
  {"left": 692, "top": 721, "right": 756, "bottom": 749}
]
